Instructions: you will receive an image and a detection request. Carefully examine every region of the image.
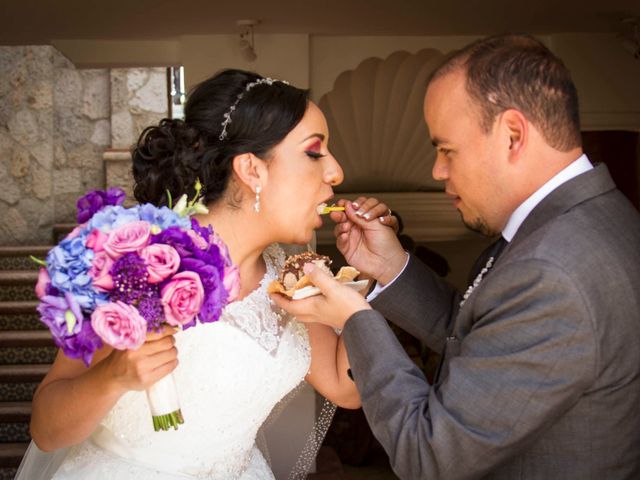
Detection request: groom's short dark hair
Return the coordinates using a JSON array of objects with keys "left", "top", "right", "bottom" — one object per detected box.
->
[{"left": 430, "top": 34, "right": 582, "bottom": 152}]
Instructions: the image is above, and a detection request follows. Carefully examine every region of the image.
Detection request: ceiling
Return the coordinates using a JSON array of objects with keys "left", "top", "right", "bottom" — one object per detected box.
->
[{"left": 1, "top": 0, "right": 639, "bottom": 44}]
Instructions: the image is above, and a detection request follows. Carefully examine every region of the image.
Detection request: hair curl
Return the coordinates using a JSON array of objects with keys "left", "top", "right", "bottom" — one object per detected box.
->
[{"left": 132, "top": 69, "right": 309, "bottom": 207}]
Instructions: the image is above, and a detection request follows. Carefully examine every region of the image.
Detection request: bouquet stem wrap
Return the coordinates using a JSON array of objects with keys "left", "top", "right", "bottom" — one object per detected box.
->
[{"left": 146, "top": 373, "right": 184, "bottom": 431}]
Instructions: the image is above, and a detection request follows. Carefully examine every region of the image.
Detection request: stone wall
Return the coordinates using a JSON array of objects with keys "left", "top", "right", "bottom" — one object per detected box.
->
[
  {"left": 0, "top": 46, "right": 110, "bottom": 245},
  {"left": 107, "top": 68, "right": 168, "bottom": 199},
  {"left": 1, "top": 46, "right": 53, "bottom": 245},
  {"left": 53, "top": 57, "right": 110, "bottom": 225},
  {"left": 0, "top": 46, "right": 168, "bottom": 245}
]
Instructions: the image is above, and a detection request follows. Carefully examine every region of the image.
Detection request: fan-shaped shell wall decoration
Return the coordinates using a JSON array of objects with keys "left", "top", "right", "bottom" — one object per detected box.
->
[{"left": 319, "top": 49, "right": 444, "bottom": 193}]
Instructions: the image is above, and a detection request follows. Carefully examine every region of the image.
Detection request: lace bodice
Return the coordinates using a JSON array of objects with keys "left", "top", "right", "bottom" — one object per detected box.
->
[{"left": 54, "top": 244, "right": 311, "bottom": 479}]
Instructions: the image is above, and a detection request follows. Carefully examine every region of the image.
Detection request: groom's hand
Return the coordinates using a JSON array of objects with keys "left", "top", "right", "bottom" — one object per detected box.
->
[
  {"left": 271, "top": 263, "right": 371, "bottom": 330},
  {"left": 330, "top": 198, "right": 406, "bottom": 285}
]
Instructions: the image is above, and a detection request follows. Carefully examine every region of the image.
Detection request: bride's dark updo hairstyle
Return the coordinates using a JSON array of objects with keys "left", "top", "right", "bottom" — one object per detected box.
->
[{"left": 132, "top": 69, "right": 309, "bottom": 207}]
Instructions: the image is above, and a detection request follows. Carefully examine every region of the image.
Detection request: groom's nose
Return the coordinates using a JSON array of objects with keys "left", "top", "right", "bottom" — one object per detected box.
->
[{"left": 432, "top": 154, "right": 449, "bottom": 181}]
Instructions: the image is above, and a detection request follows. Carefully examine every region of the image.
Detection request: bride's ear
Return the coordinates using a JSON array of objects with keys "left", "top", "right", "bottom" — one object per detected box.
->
[{"left": 231, "top": 153, "right": 267, "bottom": 191}]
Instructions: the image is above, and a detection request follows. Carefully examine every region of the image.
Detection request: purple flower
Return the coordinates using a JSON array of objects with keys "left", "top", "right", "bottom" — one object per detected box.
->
[
  {"left": 137, "top": 294, "right": 164, "bottom": 331},
  {"left": 37, "top": 292, "right": 102, "bottom": 366},
  {"left": 180, "top": 257, "right": 228, "bottom": 324},
  {"left": 151, "top": 227, "right": 197, "bottom": 259},
  {"left": 76, "top": 188, "right": 126, "bottom": 224},
  {"left": 110, "top": 253, "right": 154, "bottom": 304},
  {"left": 62, "top": 321, "right": 103, "bottom": 367}
]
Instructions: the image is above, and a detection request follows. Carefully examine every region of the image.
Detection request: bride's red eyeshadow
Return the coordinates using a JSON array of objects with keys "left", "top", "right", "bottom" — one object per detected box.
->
[{"left": 306, "top": 140, "right": 322, "bottom": 152}]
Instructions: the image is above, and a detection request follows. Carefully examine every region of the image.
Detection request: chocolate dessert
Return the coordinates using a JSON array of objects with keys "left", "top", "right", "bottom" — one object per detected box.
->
[{"left": 281, "top": 252, "right": 332, "bottom": 290}]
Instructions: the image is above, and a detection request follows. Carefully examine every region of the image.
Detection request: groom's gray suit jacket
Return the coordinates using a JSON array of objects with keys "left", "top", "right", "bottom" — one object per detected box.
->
[{"left": 343, "top": 164, "right": 640, "bottom": 479}]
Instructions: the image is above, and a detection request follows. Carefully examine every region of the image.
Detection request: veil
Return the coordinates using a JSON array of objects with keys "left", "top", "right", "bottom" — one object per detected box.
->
[
  {"left": 254, "top": 241, "right": 337, "bottom": 479},
  {"left": 256, "top": 382, "right": 336, "bottom": 479},
  {"left": 14, "top": 442, "right": 70, "bottom": 480}
]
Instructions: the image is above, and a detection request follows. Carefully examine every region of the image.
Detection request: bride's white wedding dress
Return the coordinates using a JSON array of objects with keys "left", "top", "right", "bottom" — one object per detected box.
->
[{"left": 44, "top": 244, "right": 312, "bottom": 479}]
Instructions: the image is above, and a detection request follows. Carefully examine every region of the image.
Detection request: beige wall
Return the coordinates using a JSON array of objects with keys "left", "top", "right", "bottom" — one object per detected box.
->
[
  {"left": 51, "top": 39, "right": 181, "bottom": 68},
  {"left": 551, "top": 33, "right": 640, "bottom": 130},
  {"left": 180, "top": 34, "right": 310, "bottom": 90},
  {"left": 309, "top": 34, "right": 482, "bottom": 101},
  {"left": 55, "top": 32, "right": 640, "bottom": 131}
]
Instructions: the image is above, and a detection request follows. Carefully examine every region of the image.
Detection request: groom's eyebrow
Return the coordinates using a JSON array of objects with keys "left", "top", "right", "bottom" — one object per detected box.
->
[{"left": 300, "top": 133, "right": 325, "bottom": 143}]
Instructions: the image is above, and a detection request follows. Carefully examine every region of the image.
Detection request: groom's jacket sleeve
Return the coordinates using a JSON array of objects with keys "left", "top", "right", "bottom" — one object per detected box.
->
[
  {"left": 342, "top": 254, "right": 596, "bottom": 480},
  {"left": 370, "top": 252, "right": 459, "bottom": 354}
]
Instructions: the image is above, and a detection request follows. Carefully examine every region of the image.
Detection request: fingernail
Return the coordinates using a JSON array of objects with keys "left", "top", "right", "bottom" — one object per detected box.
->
[
  {"left": 356, "top": 209, "right": 364, "bottom": 216},
  {"left": 352, "top": 202, "right": 359, "bottom": 208},
  {"left": 364, "top": 213, "right": 371, "bottom": 220},
  {"left": 379, "top": 217, "right": 385, "bottom": 222},
  {"left": 303, "top": 263, "right": 315, "bottom": 274}
]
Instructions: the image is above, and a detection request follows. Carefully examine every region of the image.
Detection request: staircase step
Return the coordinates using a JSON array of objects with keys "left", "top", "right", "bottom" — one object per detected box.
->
[
  {"left": 0, "top": 331, "right": 52, "bottom": 348},
  {"left": 0, "top": 302, "right": 38, "bottom": 315},
  {"left": 0, "top": 423, "right": 30, "bottom": 443},
  {"left": 0, "top": 403, "right": 31, "bottom": 423},
  {"left": 0, "top": 346, "right": 56, "bottom": 365},
  {"left": 0, "top": 271, "right": 38, "bottom": 287},
  {"left": 53, "top": 223, "right": 76, "bottom": 244},
  {"left": 0, "top": 302, "right": 43, "bottom": 331},
  {"left": 0, "top": 284, "right": 37, "bottom": 303},
  {"left": 0, "top": 246, "right": 51, "bottom": 272},
  {"left": 0, "top": 383, "right": 38, "bottom": 402},
  {"left": 0, "top": 443, "right": 29, "bottom": 468},
  {"left": 0, "top": 247, "right": 52, "bottom": 258},
  {"left": 0, "top": 314, "right": 45, "bottom": 332},
  {"left": 0, "top": 331, "right": 56, "bottom": 364},
  {"left": 0, "top": 365, "right": 49, "bottom": 383}
]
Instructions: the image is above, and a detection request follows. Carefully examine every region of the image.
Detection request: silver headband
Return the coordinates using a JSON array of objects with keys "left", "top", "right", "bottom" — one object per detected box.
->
[{"left": 218, "top": 77, "right": 290, "bottom": 141}]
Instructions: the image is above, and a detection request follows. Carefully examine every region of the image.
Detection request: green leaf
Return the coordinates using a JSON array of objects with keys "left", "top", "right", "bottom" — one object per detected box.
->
[{"left": 166, "top": 189, "right": 173, "bottom": 209}]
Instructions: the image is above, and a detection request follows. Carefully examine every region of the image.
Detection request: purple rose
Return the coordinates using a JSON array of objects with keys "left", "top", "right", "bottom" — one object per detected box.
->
[
  {"left": 151, "top": 227, "right": 197, "bottom": 259},
  {"left": 76, "top": 188, "right": 126, "bottom": 224}
]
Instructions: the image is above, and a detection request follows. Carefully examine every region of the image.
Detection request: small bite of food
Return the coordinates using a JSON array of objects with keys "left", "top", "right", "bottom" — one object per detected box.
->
[{"left": 317, "top": 203, "right": 346, "bottom": 215}]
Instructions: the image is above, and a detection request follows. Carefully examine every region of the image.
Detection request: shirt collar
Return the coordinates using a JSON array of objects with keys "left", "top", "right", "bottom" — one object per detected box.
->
[{"left": 502, "top": 154, "right": 593, "bottom": 242}]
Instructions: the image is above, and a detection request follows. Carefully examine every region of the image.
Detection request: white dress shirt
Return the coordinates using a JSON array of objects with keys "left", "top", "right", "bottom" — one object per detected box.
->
[{"left": 367, "top": 154, "right": 593, "bottom": 300}]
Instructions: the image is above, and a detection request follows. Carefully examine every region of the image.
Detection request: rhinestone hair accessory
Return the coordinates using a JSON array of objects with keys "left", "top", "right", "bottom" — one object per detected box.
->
[{"left": 219, "top": 77, "right": 290, "bottom": 141}]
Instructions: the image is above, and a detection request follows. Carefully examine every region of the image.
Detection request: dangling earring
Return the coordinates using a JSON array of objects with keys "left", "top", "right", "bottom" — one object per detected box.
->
[{"left": 254, "top": 185, "right": 261, "bottom": 213}]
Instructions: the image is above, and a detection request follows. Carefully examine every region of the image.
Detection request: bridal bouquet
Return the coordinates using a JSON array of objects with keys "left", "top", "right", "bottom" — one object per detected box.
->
[{"left": 34, "top": 184, "right": 240, "bottom": 431}]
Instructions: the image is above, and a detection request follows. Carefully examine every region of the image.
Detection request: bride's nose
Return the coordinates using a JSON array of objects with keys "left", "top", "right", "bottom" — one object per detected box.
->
[{"left": 324, "top": 156, "right": 344, "bottom": 186}]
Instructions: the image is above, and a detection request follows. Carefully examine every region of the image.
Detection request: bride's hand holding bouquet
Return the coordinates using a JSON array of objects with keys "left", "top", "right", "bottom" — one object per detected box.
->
[{"left": 34, "top": 183, "right": 240, "bottom": 431}]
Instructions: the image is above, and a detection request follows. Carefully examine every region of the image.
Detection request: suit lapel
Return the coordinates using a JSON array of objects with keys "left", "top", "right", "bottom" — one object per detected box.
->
[
  {"left": 435, "top": 164, "right": 617, "bottom": 385},
  {"left": 511, "top": 163, "right": 616, "bottom": 246}
]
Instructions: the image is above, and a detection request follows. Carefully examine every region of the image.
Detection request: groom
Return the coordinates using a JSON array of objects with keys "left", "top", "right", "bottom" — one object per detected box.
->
[{"left": 273, "top": 34, "right": 640, "bottom": 479}]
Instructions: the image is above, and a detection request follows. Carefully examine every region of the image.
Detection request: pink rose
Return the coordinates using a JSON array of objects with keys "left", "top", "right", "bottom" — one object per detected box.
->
[
  {"left": 103, "top": 221, "right": 151, "bottom": 259},
  {"left": 89, "top": 252, "right": 115, "bottom": 291},
  {"left": 223, "top": 265, "right": 241, "bottom": 303},
  {"left": 35, "top": 268, "right": 50, "bottom": 299},
  {"left": 140, "top": 244, "right": 181, "bottom": 284},
  {"left": 86, "top": 229, "right": 108, "bottom": 253},
  {"left": 91, "top": 301, "right": 147, "bottom": 350},
  {"left": 161, "top": 271, "right": 204, "bottom": 327}
]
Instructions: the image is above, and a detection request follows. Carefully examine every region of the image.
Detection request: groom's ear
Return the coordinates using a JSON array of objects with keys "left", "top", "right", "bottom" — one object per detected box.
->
[{"left": 232, "top": 153, "right": 267, "bottom": 190}]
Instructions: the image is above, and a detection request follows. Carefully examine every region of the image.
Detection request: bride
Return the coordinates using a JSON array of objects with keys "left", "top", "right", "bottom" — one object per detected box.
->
[{"left": 18, "top": 69, "right": 395, "bottom": 479}]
